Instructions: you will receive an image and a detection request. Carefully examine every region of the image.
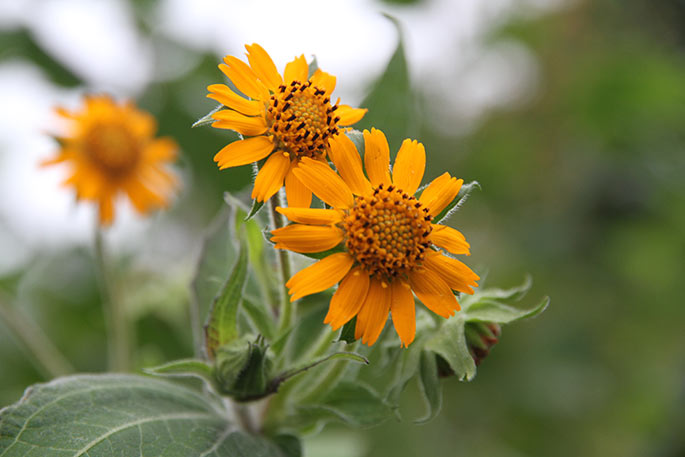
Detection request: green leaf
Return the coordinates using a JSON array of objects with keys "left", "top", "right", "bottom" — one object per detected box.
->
[
  {"left": 144, "top": 358, "right": 216, "bottom": 389},
  {"left": 432, "top": 180, "right": 481, "bottom": 224},
  {"left": 462, "top": 276, "right": 550, "bottom": 324},
  {"left": 204, "top": 243, "right": 248, "bottom": 359},
  {"left": 245, "top": 197, "right": 266, "bottom": 220},
  {"left": 307, "top": 55, "right": 319, "bottom": 78},
  {"left": 356, "top": 14, "right": 417, "bottom": 151},
  {"left": 272, "top": 434, "right": 302, "bottom": 457},
  {"left": 0, "top": 374, "right": 288, "bottom": 456},
  {"left": 344, "top": 130, "right": 365, "bottom": 159},
  {"left": 425, "top": 314, "right": 477, "bottom": 381},
  {"left": 297, "top": 381, "right": 392, "bottom": 428},
  {"left": 415, "top": 350, "right": 442, "bottom": 424},
  {"left": 465, "top": 295, "right": 550, "bottom": 324},
  {"left": 192, "top": 104, "right": 222, "bottom": 128},
  {"left": 191, "top": 207, "right": 237, "bottom": 344}
]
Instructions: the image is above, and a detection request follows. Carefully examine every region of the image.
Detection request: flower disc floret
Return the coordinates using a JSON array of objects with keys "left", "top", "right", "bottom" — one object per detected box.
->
[
  {"left": 85, "top": 123, "right": 140, "bottom": 174},
  {"left": 268, "top": 81, "right": 340, "bottom": 159},
  {"left": 344, "top": 183, "right": 432, "bottom": 279}
]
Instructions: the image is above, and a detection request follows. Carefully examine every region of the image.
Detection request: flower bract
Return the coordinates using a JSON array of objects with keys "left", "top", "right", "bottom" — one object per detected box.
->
[
  {"left": 44, "top": 95, "right": 178, "bottom": 226},
  {"left": 271, "top": 129, "right": 479, "bottom": 347},
  {"left": 208, "top": 43, "right": 367, "bottom": 207}
]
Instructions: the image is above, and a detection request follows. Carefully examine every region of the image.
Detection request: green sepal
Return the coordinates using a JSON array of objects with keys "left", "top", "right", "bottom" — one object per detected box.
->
[
  {"left": 307, "top": 55, "right": 319, "bottom": 78},
  {"left": 344, "top": 129, "right": 365, "bottom": 159},
  {"left": 298, "top": 244, "right": 346, "bottom": 260},
  {"left": 214, "top": 335, "right": 273, "bottom": 401},
  {"left": 192, "top": 104, "right": 222, "bottom": 128}
]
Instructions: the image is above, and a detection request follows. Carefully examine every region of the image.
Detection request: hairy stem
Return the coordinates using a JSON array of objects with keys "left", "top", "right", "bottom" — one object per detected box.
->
[
  {"left": 0, "top": 293, "right": 74, "bottom": 378},
  {"left": 94, "top": 228, "right": 129, "bottom": 372},
  {"left": 269, "top": 192, "right": 294, "bottom": 333}
]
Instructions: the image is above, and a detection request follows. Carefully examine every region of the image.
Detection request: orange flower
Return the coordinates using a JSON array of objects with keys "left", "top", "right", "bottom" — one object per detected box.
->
[
  {"left": 271, "top": 129, "right": 479, "bottom": 347},
  {"left": 207, "top": 43, "right": 367, "bottom": 207},
  {"left": 44, "top": 95, "right": 178, "bottom": 225}
]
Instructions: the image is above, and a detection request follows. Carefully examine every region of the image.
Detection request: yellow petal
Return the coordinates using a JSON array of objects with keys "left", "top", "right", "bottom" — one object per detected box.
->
[
  {"left": 336, "top": 105, "right": 367, "bottom": 126},
  {"left": 213, "top": 136, "right": 274, "bottom": 169},
  {"left": 408, "top": 267, "right": 461, "bottom": 318},
  {"left": 324, "top": 267, "right": 370, "bottom": 330},
  {"left": 206, "top": 84, "right": 264, "bottom": 116},
  {"left": 292, "top": 157, "right": 354, "bottom": 209},
  {"left": 276, "top": 207, "right": 343, "bottom": 225},
  {"left": 212, "top": 109, "right": 267, "bottom": 136},
  {"left": 284, "top": 54, "right": 308, "bottom": 84},
  {"left": 392, "top": 139, "right": 425, "bottom": 195},
  {"left": 390, "top": 280, "right": 416, "bottom": 348},
  {"left": 286, "top": 252, "right": 354, "bottom": 301},
  {"left": 419, "top": 173, "right": 463, "bottom": 217},
  {"left": 423, "top": 252, "right": 479, "bottom": 294},
  {"left": 363, "top": 128, "right": 391, "bottom": 187},
  {"left": 284, "top": 166, "right": 312, "bottom": 208},
  {"left": 429, "top": 224, "right": 470, "bottom": 255},
  {"left": 220, "top": 56, "right": 267, "bottom": 101},
  {"left": 310, "top": 69, "right": 336, "bottom": 95},
  {"left": 144, "top": 138, "right": 177, "bottom": 161},
  {"left": 245, "top": 43, "right": 283, "bottom": 91},
  {"left": 251, "top": 151, "right": 290, "bottom": 202},
  {"left": 272, "top": 224, "right": 344, "bottom": 253},
  {"left": 356, "top": 278, "right": 391, "bottom": 346},
  {"left": 328, "top": 134, "right": 372, "bottom": 196}
]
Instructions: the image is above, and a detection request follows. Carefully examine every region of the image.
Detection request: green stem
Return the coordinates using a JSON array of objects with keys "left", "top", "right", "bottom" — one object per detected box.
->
[
  {"left": 94, "top": 228, "right": 129, "bottom": 372},
  {"left": 269, "top": 193, "right": 294, "bottom": 333},
  {"left": 0, "top": 293, "right": 74, "bottom": 379}
]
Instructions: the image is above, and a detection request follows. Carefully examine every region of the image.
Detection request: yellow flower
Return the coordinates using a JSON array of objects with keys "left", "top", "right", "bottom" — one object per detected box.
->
[
  {"left": 271, "top": 129, "right": 479, "bottom": 347},
  {"left": 44, "top": 95, "right": 178, "bottom": 226},
  {"left": 207, "top": 43, "right": 367, "bottom": 207}
]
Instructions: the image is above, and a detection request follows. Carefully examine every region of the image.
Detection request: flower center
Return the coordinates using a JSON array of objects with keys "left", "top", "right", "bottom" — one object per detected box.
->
[
  {"left": 84, "top": 123, "right": 140, "bottom": 175},
  {"left": 266, "top": 81, "right": 340, "bottom": 159},
  {"left": 343, "top": 183, "right": 433, "bottom": 280}
]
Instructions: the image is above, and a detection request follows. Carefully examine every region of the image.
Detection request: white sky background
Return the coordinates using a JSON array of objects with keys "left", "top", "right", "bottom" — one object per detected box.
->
[{"left": 0, "top": 0, "right": 567, "bottom": 273}]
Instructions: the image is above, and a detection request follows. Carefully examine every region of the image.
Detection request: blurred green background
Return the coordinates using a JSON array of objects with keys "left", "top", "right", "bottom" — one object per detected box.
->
[{"left": 1, "top": 0, "right": 684, "bottom": 456}]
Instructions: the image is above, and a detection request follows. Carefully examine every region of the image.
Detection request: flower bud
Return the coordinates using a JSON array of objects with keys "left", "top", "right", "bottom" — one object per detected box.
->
[{"left": 214, "top": 336, "right": 274, "bottom": 401}]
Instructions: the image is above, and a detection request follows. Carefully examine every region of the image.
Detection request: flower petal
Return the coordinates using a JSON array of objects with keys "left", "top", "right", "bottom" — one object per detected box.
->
[
  {"left": 252, "top": 151, "right": 290, "bottom": 202},
  {"left": 392, "top": 139, "right": 425, "bottom": 195},
  {"left": 408, "top": 267, "right": 461, "bottom": 318},
  {"left": 355, "top": 278, "right": 391, "bottom": 346},
  {"left": 98, "top": 192, "right": 115, "bottom": 226},
  {"left": 245, "top": 43, "right": 283, "bottom": 91},
  {"left": 390, "top": 280, "right": 416, "bottom": 348},
  {"left": 144, "top": 138, "right": 177, "bottom": 162},
  {"left": 328, "top": 134, "right": 372, "bottom": 196},
  {"left": 310, "top": 69, "right": 336, "bottom": 96},
  {"left": 293, "top": 157, "right": 355, "bottom": 209},
  {"left": 363, "top": 128, "right": 391, "bottom": 187},
  {"left": 213, "top": 136, "right": 274, "bottom": 169},
  {"left": 284, "top": 54, "right": 308, "bottom": 84},
  {"left": 419, "top": 173, "right": 463, "bottom": 217},
  {"left": 429, "top": 224, "right": 470, "bottom": 255},
  {"left": 207, "top": 84, "right": 264, "bottom": 116},
  {"left": 423, "top": 251, "right": 479, "bottom": 294},
  {"left": 276, "top": 207, "right": 343, "bottom": 225},
  {"left": 336, "top": 105, "right": 367, "bottom": 126},
  {"left": 212, "top": 109, "right": 267, "bottom": 136},
  {"left": 284, "top": 166, "right": 312, "bottom": 208},
  {"left": 220, "top": 56, "right": 267, "bottom": 101},
  {"left": 286, "top": 252, "right": 354, "bottom": 301},
  {"left": 272, "top": 224, "right": 343, "bottom": 253},
  {"left": 324, "top": 267, "right": 370, "bottom": 330}
]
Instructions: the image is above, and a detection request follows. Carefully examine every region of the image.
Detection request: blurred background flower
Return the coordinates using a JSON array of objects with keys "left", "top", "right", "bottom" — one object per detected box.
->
[{"left": 0, "top": 0, "right": 684, "bottom": 456}]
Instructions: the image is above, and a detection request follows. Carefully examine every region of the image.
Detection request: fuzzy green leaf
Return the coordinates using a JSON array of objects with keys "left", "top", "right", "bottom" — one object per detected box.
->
[
  {"left": 0, "top": 374, "right": 289, "bottom": 456},
  {"left": 415, "top": 350, "right": 442, "bottom": 424},
  {"left": 432, "top": 180, "right": 481, "bottom": 224},
  {"left": 463, "top": 276, "right": 550, "bottom": 323},
  {"left": 144, "top": 358, "right": 216, "bottom": 389},
  {"left": 204, "top": 243, "right": 248, "bottom": 359},
  {"left": 242, "top": 298, "right": 277, "bottom": 340},
  {"left": 425, "top": 314, "right": 477, "bottom": 381}
]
